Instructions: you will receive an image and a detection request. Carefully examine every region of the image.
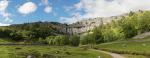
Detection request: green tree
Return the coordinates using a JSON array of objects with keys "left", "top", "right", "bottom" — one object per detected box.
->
[{"left": 69, "top": 35, "right": 80, "bottom": 46}]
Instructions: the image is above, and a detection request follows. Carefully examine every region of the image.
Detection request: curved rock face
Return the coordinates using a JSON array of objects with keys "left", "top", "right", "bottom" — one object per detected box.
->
[{"left": 65, "top": 14, "right": 127, "bottom": 35}]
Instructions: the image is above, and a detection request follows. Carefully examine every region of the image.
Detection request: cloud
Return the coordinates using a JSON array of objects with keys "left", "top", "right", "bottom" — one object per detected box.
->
[
  {"left": 60, "top": 12, "right": 83, "bottom": 24},
  {"left": 44, "top": 6, "right": 52, "bottom": 13},
  {"left": 1, "top": 12, "right": 13, "bottom": 22},
  {"left": 0, "top": 23, "right": 10, "bottom": 26},
  {"left": 60, "top": 0, "right": 150, "bottom": 24},
  {"left": 0, "top": 0, "right": 12, "bottom": 22},
  {"left": 73, "top": 0, "right": 129, "bottom": 18},
  {"left": 18, "top": 2, "right": 37, "bottom": 14},
  {"left": 0, "top": 0, "right": 9, "bottom": 11},
  {"left": 1, "top": 12, "right": 11, "bottom": 17},
  {"left": 41, "top": 0, "right": 53, "bottom": 14}
]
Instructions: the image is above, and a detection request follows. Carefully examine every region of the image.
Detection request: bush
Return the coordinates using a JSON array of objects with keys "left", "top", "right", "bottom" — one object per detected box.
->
[
  {"left": 69, "top": 35, "right": 80, "bottom": 46},
  {"left": 46, "top": 35, "right": 70, "bottom": 46}
]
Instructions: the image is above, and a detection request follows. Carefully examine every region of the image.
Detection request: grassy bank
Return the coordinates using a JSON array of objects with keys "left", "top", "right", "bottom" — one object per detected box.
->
[
  {"left": 122, "top": 54, "right": 148, "bottom": 58},
  {"left": 0, "top": 45, "right": 111, "bottom": 58},
  {"left": 97, "top": 38, "right": 150, "bottom": 57}
]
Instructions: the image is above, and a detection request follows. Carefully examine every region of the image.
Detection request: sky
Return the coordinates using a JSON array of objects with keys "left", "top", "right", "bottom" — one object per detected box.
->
[{"left": 1, "top": 0, "right": 150, "bottom": 26}]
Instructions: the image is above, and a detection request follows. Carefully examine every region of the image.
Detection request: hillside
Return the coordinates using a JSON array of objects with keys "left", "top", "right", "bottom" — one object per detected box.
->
[
  {"left": 97, "top": 34, "right": 150, "bottom": 58},
  {"left": 0, "top": 10, "right": 149, "bottom": 44},
  {"left": 0, "top": 22, "right": 70, "bottom": 43},
  {"left": 0, "top": 10, "right": 150, "bottom": 58},
  {"left": 9, "top": 21, "right": 68, "bottom": 35}
]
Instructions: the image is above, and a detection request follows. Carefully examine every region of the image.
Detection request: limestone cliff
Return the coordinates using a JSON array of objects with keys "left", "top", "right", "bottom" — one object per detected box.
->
[{"left": 66, "top": 13, "right": 129, "bottom": 35}]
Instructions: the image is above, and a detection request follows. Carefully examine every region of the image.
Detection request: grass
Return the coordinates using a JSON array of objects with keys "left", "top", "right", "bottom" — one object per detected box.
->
[
  {"left": 0, "top": 38, "right": 112, "bottom": 58},
  {"left": 122, "top": 54, "right": 148, "bottom": 58},
  {"left": 0, "top": 38, "right": 14, "bottom": 43},
  {"left": 97, "top": 37, "right": 150, "bottom": 57},
  {"left": 0, "top": 45, "right": 111, "bottom": 58}
]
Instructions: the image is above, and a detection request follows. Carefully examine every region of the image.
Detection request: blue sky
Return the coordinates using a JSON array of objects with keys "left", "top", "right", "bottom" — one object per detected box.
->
[
  {"left": 1, "top": 0, "right": 150, "bottom": 26},
  {"left": 0, "top": 0, "right": 80, "bottom": 24}
]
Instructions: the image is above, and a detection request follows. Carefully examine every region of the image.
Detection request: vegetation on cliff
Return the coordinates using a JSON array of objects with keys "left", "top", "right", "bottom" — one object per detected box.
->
[{"left": 81, "top": 11, "right": 150, "bottom": 45}]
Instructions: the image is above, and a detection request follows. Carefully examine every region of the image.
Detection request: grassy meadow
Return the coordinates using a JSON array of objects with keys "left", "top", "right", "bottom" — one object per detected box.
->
[
  {"left": 122, "top": 54, "right": 148, "bottom": 58},
  {"left": 0, "top": 45, "right": 111, "bottom": 58},
  {"left": 97, "top": 37, "right": 150, "bottom": 57}
]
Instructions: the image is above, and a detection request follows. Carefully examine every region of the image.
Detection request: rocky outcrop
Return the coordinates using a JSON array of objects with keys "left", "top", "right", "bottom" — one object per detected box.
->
[{"left": 65, "top": 13, "right": 128, "bottom": 35}]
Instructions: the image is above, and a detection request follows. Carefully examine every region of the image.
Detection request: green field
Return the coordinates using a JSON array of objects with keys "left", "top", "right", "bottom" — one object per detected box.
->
[
  {"left": 0, "top": 45, "right": 111, "bottom": 58},
  {"left": 0, "top": 38, "right": 111, "bottom": 58},
  {"left": 1, "top": 37, "right": 150, "bottom": 58},
  {"left": 122, "top": 54, "right": 148, "bottom": 58},
  {"left": 97, "top": 37, "right": 150, "bottom": 57},
  {"left": 0, "top": 38, "right": 14, "bottom": 43}
]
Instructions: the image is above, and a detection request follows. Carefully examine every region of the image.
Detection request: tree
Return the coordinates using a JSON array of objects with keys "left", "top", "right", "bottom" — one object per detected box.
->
[
  {"left": 10, "top": 30, "right": 30, "bottom": 41},
  {"left": 60, "top": 35, "right": 70, "bottom": 45},
  {"left": 46, "top": 36, "right": 55, "bottom": 45},
  {"left": 46, "top": 35, "right": 70, "bottom": 45},
  {"left": 69, "top": 35, "right": 80, "bottom": 46}
]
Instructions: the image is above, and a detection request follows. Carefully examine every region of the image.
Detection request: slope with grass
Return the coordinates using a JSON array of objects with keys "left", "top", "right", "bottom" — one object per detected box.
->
[
  {"left": 97, "top": 36, "right": 150, "bottom": 58},
  {"left": 122, "top": 54, "right": 148, "bottom": 58},
  {"left": 0, "top": 46, "right": 111, "bottom": 58}
]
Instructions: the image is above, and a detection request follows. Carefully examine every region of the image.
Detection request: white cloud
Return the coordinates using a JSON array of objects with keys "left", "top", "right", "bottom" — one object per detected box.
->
[
  {"left": 1, "top": 12, "right": 13, "bottom": 22},
  {"left": 0, "top": 23, "right": 10, "bottom": 26},
  {"left": 74, "top": 0, "right": 129, "bottom": 18},
  {"left": 60, "top": 12, "right": 83, "bottom": 24},
  {"left": 41, "top": 0, "right": 53, "bottom": 14},
  {"left": 18, "top": 2, "right": 37, "bottom": 14},
  {"left": 60, "top": 0, "right": 150, "bottom": 24},
  {"left": 0, "top": 0, "right": 12, "bottom": 23},
  {"left": 0, "top": 0, "right": 9, "bottom": 11},
  {"left": 1, "top": 12, "right": 11, "bottom": 17},
  {"left": 44, "top": 6, "right": 52, "bottom": 13}
]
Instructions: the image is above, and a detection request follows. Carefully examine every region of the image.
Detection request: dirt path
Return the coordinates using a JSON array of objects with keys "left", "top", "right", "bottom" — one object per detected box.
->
[
  {"left": 133, "top": 32, "right": 150, "bottom": 39},
  {"left": 99, "top": 50, "right": 125, "bottom": 58}
]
